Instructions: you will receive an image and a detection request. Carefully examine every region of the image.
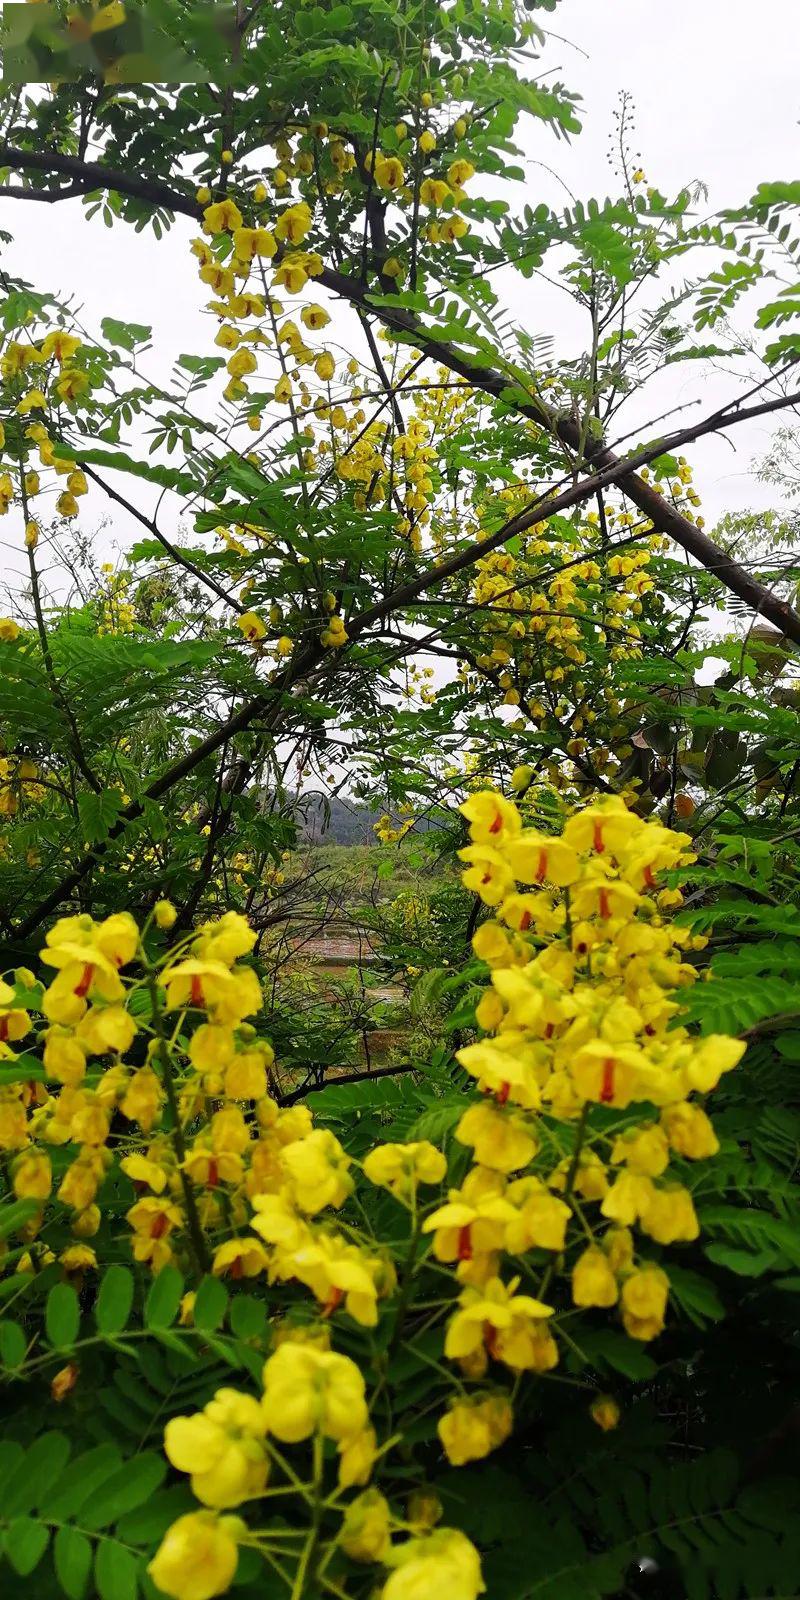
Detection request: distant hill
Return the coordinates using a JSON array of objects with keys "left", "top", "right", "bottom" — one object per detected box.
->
[{"left": 287, "top": 792, "right": 435, "bottom": 845}]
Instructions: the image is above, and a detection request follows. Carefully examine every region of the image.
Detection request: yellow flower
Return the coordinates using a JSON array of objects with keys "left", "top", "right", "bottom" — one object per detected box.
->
[
  {"left": 120, "top": 1152, "right": 168, "bottom": 1193},
  {"left": 148, "top": 1511, "right": 242, "bottom": 1600},
  {"left": 203, "top": 199, "right": 244, "bottom": 234},
  {"left": 120, "top": 1066, "right": 163, "bottom": 1131},
  {"left": 660, "top": 1101, "right": 719, "bottom": 1159},
  {"left": 274, "top": 202, "right": 312, "bottom": 244},
  {"left": 419, "top": 130, "right": 437, "bottom": 153},
  {"left": 24, "top": 519, "right": 39, "bottom": 549},
  {"left": 420, "top": 177, "right": 450, "bottom": 207},
  {"left": 455, "top": 1101, "right": 536, "bottom": 1173},
  {"left": 165, "top": 1388, "right": 268, "bottom": 1508},
  {"left": 56, "top": 368, "right": 89, "bottom": 402},
  {"left": 274, "top": 375, "right": 293, "bottom": 404},
  {"left": 504, "top": 1178, "right": 571, "bottom": 1253},
  {"left": 232, "top": 225, "right": 276, "bottom": 260},
  {"left": 59, "top": 1244, "right": 97, "bottom": 1272},
  {"left": 261, "top": 1341, "right": 368, "bottom": 1442},
  {"left": 363, "top": 1140, "right": 446, "bottom": 1199},
  {"left": 0, "top": 618, "right": 20, "bottom": 642},
  {"left": 374, "top": 154, "right": 405, "bottom": 190},
  {"left": 227, "top": 348, "right": 257, "bottom": 380},
  {"left": 571, "top": 1246, "right": 619, "bottom": 1307},
  {"left": 340, "top": 1488, "right": 391, "bottom": 1562},
  {"left": 590, "top": 1395, "right": 620, "bottom": 1431},
  {"left": 315, "top": 351, "right": 335, "bottom": 381},
  {"left": 611, "top": 1122, "right": 669, "bottom": 1177},
  {"left": 337, "top": 1425, "right": 377, "bottom": 1488},
  {"left": 301, "top": 304, "right": 330, "bottom": 330},
  {"left": 12, "top": 1149, "right": 52, "bottom": 1201},
  {"left": 281, "top": 1127, "right": 353, "bottom": 1212},
  {"left": 382, "top": 1528, "right": 485, "bottom": 1600},
  {"left": 237, "top": 610, "right": 266, "bottom": 642},
  {"left": 438, "top": 1393, "right": 513, "bottom": 1465},
  {"left": 154, "top": 899, "right": 177, "bottom": 930},
  {"left": 127, "top": 1196, "right": 184, "bottom": 1271},
  {"left": 445, "top": 1276, "right": 557, "bottom": 1372},
  {"left": 163, "top": 958, "right": 262, "bottom": 1026},
  {"left": 640, "top": 1183, "right": 699, "bottom": 1245},
  {"left": 448, "top": 158, "right": 475, "bottom": 186},
  {"left": 212, "top": 1238, "right": 269, "bottom": 1279},
  {"left": 460, "top": 791, "right": 521, "bottom": 846},
  {"left": 620, "top": 1265, "right": 670, "bottom": 1341},
  {"left": 41, "top": 330, "right": 82, "bottom": 363},
  {"left": 57, "top": 492, "right": 79, "bottom": 519}
]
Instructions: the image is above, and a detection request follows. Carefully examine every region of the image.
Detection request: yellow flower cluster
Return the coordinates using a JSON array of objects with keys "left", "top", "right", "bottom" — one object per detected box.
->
[
  {"left": 0, "top": 334, "right": 91, "bottom": 538},
  {"left": 450, "top": 790, "right": 743, "bottom": 1342},
  {"left": 0, "top": 793, "right": 745, "bottom": 1600}
]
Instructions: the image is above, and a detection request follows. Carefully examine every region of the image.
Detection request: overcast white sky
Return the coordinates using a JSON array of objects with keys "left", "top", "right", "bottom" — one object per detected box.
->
[{"left": 0, "top": 0, "right": 798, "bottom": 574}]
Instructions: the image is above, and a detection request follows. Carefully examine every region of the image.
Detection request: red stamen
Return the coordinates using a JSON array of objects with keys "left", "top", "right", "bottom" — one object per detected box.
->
[
  {"left": 519, "top": 911, "right": 532, "bottom": 931},
  {"left": 593, "top": 822, "right": 605, "bottom": 852},
  {"left": 600, "top": 1058, "right": 616, "bottom": 1104},
  {"left": 544, "top": 1022, "right": 554, "bottom": 1040},
  {"left": 489, "top": 811, "right": 502, "bottom": 834},
  {"left": 323, "top": 1287, "right": 344, "bottom": 1317},
  {"left": 457, "top": 1225, "right": 473, "bottom": 1262},
  {"left": 0, "top": 1016, "right": 8, "bottom": 1042},
  {"left": 190, "top": 975, "right": 204, "bottom": 1006},
  {"left": 496, "top": 1080, "right": 511, "bottom": 1106},
  {"left": 74, "top": 962, "right": 94, "bottom": 999},
  {"left": 643, "top": 865, "right": 656, "bottom": 888},
  {"left": 206, "top": 1158, "right": 219, "bottom": 1189},
  {"left": 483, "top": 1320, "right": 500, "bottom": 1359},
  {"left": 150, "top": 1213, "right": 169, "bottom": 1240},
  {"left": 535, "top": 848, "right": 548, "bottom": 883},
  {"left": 481, "top": 872, "right": 492, "bottom": 886},
  {"left": 598, "top": 889, "right": 611, "bottom": 919},
  {"left": 230, "top": 1257, "right": 244, "bottom": 1280}
]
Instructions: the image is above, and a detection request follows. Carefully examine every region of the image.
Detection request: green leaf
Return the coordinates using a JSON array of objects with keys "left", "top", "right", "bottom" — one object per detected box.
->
[
  {"left": 95, "top": 1265, "right": 135, "bottom": 1335},
  {"left": 5, "top": 1432, "right": 71, "bottom": 1516},
  {"left": 229, "top": 1294, "right": 267, "bottom": 1340},
  {"left": 46, "top": 1282, "right": 81, "bottom": 1349},
  {"left": 0, "top": 1318, "right": 26, "bottom": 1367},
  {"left": 4, "top": 1516, "right": 50, "bottom": 1576},
  {"left": 578, "top": 1329, "right": 658, "bottom": 1381},
  {"left": 193, "top": 1275, "right": 228, "bottom": 1331},
  {"left": 77, "top": 788, "right": 124, "bottom": 844},
  {"left": 54, "top": 1526, "right": 94, "bottom": 1600},
  {"left": 94, "top": 1539, "right": 139, "bottom": 1600},
  {"left": 145, "top": 1265, "right": 184, "bottom": 1328},
  {"left": 42, "top": 1444, "right": 122, "bottom": 1521},
  {"left": 0, "top": 1197, "right": 41, "bottom": 1239},
  {"left": 82, "top": 1452, "right": 167, "bottom": 1531},
  {"left": 101, "top": 316, "right": 152, "bottom": 351}
]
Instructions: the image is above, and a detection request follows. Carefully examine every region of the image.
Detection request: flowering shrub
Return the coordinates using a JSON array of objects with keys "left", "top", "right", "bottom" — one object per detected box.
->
[{"left": 0, "top": 795, "right": 747, "bottom": 1599}]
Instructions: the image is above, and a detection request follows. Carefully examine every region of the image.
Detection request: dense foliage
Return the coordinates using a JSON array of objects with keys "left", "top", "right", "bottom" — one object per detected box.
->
[{"left": 0, "top": 2, "right": 799, "bottom": 1598}]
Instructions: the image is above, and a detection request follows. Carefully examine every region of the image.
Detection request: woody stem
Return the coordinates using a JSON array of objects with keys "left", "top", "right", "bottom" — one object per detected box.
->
[{"left": 144, "top": 968, "right": 210, "bottom": 1277}]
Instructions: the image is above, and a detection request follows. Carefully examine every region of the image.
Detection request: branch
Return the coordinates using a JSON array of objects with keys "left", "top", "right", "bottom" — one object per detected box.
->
[{"left": 0, "top": 144, "right": 199, "bottom": 219}]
